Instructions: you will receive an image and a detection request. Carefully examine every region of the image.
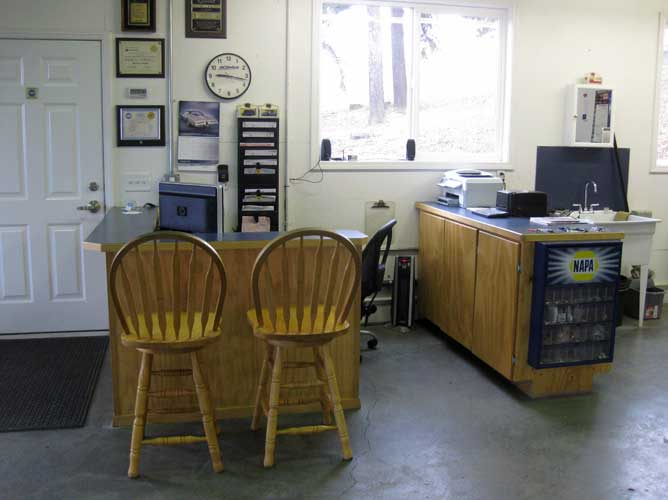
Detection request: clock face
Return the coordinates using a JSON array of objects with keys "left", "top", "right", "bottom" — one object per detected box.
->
[{"left": 205, "top": 53, "right": 251, "bottom": 100}]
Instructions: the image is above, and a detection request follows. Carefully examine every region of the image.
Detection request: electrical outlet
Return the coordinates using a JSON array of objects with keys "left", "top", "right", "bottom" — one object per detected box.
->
[{"left": 123, "top": 172, "right": 152, "bottom": 192}]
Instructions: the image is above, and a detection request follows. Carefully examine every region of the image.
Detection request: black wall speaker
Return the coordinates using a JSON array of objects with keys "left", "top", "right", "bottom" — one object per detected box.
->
[
  {"left": 406, "top": 139, "right": 416, "bottom": 161},
  {"left": 320, "top": 138, "right": 332, "bottom": 161}
]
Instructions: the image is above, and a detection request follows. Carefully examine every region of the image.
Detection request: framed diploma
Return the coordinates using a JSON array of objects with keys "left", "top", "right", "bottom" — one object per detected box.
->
[
  {"left": 117, "top": 105, "right": 165, "bottom": 147},
  {"left": 186, "top": 0, "right": 227, "bottom": 39},
  {"left": 121, "top": 0, "right": 156, "bottom": 32},
  {"left": 116, "top": 38, "right": 165, "bottom": 78}
]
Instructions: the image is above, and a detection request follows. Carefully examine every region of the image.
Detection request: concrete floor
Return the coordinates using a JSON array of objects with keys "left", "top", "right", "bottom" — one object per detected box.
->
[{"left": 1, "top": 316, "right": 667, "bottom": 500}]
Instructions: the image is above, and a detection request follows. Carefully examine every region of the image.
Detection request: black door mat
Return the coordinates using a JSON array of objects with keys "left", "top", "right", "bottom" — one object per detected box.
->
[{"left": 0, "top": 336, "right": 108, "bottom": 432}]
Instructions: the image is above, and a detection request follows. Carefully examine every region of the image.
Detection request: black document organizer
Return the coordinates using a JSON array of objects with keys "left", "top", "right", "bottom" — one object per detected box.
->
[{"left": 237, "top": 117, "right": 279, "bottom": 231}]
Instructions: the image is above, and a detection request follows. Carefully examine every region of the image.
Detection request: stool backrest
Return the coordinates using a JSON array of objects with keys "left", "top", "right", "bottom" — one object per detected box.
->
[
  {"left": 250, "top": 229, "right": 362, "bottom": 334},
  {"left": 109, "top": 231, "right": 227, "bottom": 341}
]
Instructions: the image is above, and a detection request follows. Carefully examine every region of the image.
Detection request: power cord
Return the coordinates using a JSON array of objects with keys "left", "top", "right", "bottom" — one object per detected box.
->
[{"left": 289, "top": 160, "right": 325, "bottom": 184}]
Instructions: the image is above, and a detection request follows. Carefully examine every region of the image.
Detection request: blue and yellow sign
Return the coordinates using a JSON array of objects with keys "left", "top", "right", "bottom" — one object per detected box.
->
[{"left": 546, "top": 245, "right": 621, "bottom": 285}]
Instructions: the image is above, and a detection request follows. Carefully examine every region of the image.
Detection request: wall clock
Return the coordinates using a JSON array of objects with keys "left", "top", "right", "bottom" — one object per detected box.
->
[{"left": 205, "top": 53, "right": 251, "bottom": 100}]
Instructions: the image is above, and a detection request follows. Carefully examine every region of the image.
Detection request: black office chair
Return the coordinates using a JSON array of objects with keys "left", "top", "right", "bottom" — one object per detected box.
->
[{"left": 361, "top": 219, "right": 397, "bottom": 349}]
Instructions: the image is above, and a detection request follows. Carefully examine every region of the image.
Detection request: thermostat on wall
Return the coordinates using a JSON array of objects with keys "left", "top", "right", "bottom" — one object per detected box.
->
[{"left": 126, "top": 87, "right": 149, "bottom": 99}]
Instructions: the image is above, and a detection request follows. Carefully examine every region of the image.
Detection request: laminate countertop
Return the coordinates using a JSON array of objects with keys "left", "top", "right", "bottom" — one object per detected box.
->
[
  {"left": 84, "top": 208, "right": 367, "bottom": 252},
  {"left": 416, "top": 202, "right": 624, "bottom": 243}
]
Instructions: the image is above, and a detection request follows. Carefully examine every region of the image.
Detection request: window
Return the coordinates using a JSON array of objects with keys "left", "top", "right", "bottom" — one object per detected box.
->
[
  {"left": 655, "top": 18, "right": 668, "bottom": 169},
  {"left": 318, "top": 1, "right": 510, "bottom": 163}
]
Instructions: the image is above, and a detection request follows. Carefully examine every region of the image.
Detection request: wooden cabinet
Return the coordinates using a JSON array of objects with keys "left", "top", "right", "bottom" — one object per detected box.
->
[
  {"left": 418, "top": 211, "right": 444, "bottom": 326},
  {"left": 441, "top": 219, "right": 477, "bottom": 349},
  {"left": 419, "top": 212, "right": 477, "bottom": 349},
  {"left": 416, "top": 202, "right": 621, "bottom": 397},
  {"left": 471, "top": 232, "right": 520, "bottom": 379}
]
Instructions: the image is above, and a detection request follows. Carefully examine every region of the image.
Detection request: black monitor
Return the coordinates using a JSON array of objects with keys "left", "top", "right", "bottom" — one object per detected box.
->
[
  {"left": 159, "top": 182, "right": 223, "bottom": 233},
  {"left": 535, "top": 146, "right": 629, "bottom": 211}
]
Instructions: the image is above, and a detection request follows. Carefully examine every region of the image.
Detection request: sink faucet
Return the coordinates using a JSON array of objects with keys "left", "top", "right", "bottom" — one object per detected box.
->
[{"left": 584, "top": 180, "right": 598, "bottom": 212}]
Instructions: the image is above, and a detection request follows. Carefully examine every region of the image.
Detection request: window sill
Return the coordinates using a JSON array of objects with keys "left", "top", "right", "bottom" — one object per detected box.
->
[
  {"left": 650, "top": 165, "right": 668, "bottom": 174},
  {"left": 319, "top": 160, "right": 512, "bottom": 172}
]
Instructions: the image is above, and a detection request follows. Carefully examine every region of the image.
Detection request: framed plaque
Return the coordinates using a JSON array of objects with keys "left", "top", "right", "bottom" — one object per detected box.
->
[
  {"left": 121, "top": 0, "right": 156, "bottom": 32},
  {"left": 116, "top": 38, "right": 165, "bottom": 78},
  {"left": 117, "top": 105, "right": 165, "bottom": 147},
  {"left": 186, "top": 0, "right": 227, "bottom": 39}
]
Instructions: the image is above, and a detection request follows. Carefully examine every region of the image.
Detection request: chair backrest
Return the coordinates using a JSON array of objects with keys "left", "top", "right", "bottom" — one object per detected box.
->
[
  {"left": 109, "top": 231, "right": 227, "bottom": 342},
  {"left": 361, "top": 219, "right": 397, "bottom": 299},
  {"left": 250, "top": 228, "right": 362, "bottom": 334}
]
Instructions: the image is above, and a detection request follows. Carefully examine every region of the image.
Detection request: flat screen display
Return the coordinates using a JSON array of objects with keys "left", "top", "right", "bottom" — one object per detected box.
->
[
  {"left": 535, "top": 146, "right": 629, "bottom": 211},
  {"left": 158, "top": 182, "right": 221, "bottom": 233}
]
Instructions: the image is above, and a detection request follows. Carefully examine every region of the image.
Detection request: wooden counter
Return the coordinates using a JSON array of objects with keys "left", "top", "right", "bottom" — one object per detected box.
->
[
  {"left": 416, "top": 202, "right": 624, "bottom": 398},
  {"left": 86, "top": 208, "right": 367, "bottom": 426}
]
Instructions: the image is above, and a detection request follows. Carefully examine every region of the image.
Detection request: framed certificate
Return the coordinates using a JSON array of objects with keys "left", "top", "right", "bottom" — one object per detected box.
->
[
  {"left": 116, "top": 38, "right": 165, "bottom": 78},
  {"left": 186, "top": 0, "right": 227, "bottom": 39},
  {"left": 117, "top": 105, "right": 165, "bottom": 147},
  {"left": 121, "top": 0, "right": 156, "bottom": 32}
]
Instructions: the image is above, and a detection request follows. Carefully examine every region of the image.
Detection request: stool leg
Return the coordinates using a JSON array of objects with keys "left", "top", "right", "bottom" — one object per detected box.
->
[
  {"left": 264, "top": 346, "right": 282, "bottom": 468},
  {"left": 128, "top": 351, "right": 153, "bottom": 478},
  {"left": 320, "top": 346, "right": 353, "bottom": 460},
  {"left": 313, "top": 347, "right": 333, "bottom": 425},
  {"left": 252, "top": 343, "right": 272, "bottom": 431},
  {"left": 191, "top": 352, "right": 224, "bottom": 473}
]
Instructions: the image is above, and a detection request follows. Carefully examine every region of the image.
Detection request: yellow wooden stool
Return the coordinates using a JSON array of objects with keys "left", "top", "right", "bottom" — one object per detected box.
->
[
  {"left": 246, "top": 229, "right": 361, "bottom": 467},
  {"left": 109, "top": 231, "right": 227, "bottom": 478}
]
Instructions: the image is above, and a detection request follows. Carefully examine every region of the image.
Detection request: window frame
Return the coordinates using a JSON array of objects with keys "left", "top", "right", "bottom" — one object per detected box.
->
[
  {"left": 311, "top": 0, "right": 514, "bottom": 170},
  {"left": 651, "top": 11, "right": 668, "bottom": 173}
]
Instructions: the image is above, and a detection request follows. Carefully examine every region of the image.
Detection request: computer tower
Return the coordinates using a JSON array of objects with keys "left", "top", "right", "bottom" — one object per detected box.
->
[{"left": 392, "top": 256, "right": 416, "bottom": 328}]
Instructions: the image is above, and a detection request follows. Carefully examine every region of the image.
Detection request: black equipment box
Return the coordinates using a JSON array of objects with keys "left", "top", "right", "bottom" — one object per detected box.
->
[
  {"left": 392, "top": 256, "right": 415, "bottom": 328},
  {"left": 496, "top": 190, "right": 548, "bottom": 217}
]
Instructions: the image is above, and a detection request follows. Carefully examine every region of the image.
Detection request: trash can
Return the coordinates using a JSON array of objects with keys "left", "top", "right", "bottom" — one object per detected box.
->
[
  {"left": 624, "top": 286, "right": 665, "bottom": 321},
  {"left": 616, "top": 275, "right": 630, "bottom": 326}
]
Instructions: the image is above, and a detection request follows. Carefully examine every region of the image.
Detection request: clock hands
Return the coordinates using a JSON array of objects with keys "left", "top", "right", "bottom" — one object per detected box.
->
[{"left": 215, "top": 73, "right": 247, "bottom": 81}]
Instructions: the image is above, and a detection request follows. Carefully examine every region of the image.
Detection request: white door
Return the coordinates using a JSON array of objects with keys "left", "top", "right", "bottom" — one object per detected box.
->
[{"left": 0, "top": 39, "right": 107, "bottom": 334}]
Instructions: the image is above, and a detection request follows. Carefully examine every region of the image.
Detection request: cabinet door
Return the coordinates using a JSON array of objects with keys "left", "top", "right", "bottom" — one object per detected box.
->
[
  {"left": 472, "top": 232, "right": 520, "bottom": 379},
  {"left": 442, "top": 219, "right": 477, "bottom": 349},
  {"left": 418, "top": 212, "right": 444, "bottom": 326}
]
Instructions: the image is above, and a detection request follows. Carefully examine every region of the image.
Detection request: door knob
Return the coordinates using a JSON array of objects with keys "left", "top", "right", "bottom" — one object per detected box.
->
[{"left": 77, "top": 200, "right": 101, "bottom": 213}]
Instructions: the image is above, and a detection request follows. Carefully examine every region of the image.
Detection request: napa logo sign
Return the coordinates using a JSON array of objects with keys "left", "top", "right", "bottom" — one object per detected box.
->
[
  {"left": 546, "top": 244, "right": 621, "bottom": 285},
  {"left": 569, "top": 250, "right": 599, "bottom": 282}
]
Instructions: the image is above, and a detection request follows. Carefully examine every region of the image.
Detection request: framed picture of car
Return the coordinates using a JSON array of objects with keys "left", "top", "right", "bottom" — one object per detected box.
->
[{"left": 178, "top": 101, "right": 220, "bottom": 137}]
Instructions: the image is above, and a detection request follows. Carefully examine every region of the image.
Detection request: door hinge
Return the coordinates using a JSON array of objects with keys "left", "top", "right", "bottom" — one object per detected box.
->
[
  {"left": 517, "top": 264, "right": 522, "bottom": 273},
  {"left": 512, "top": 356, "right": 517, "bottom": 364}
]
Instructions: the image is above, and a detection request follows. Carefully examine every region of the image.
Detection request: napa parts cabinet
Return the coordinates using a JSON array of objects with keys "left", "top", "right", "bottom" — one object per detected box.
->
[
  {"left": 529, "top": 241, "right": 622, "bottom": 369},
  {"left": 416, "top": 202, "right": 624, "bottom": 398}
]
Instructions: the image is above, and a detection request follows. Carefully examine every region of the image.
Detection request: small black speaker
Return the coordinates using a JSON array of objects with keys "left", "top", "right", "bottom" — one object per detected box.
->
[
  {"left": 320, "top": 138, "right": 332, "bottom": 161},
  {"left": 406, "top": 139, "right": 416, "bottom": 161}
]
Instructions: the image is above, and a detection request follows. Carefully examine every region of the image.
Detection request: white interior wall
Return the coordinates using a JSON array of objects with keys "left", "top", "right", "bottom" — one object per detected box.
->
[
  {"left": 2, "top": 0, "right": 668, "bottom": 280},
  {"left": 287, "top": 0, "right": 668, "bottom": 282}
]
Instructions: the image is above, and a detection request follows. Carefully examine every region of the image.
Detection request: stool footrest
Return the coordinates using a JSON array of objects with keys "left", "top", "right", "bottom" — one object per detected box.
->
[
  {"left": 151, "top": 369, "right": 193, "bottom": 377},
  {"left": 142, "top": 435, "right": 208, "bottom": 446},
  {"left": 276, "top": 425, "right": 337, "bottom": 436},
  {"left": 282, "top": 361, "right": 317, "bottom": 369},
  {"left": 280, "top": 380, "right": 324, "bottom": 390},
  {"left": 148, "top": 407, "right": 200, "bottom": 416},
  {"left": 279, "top": 396, "right": 322, "bottom": 406},
  {"left": 149, "top": 388, "right": 196, "bottom": 398}
]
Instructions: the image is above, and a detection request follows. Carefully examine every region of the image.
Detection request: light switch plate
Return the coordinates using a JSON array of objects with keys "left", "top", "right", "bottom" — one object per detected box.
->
[{"left": 123, "top": 172, "right": 152, "bottom": 192}]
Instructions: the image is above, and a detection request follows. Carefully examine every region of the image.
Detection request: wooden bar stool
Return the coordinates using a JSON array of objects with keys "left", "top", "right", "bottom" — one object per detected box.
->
[
  {"left": 246, "top": 229, "right": 361, "bottom": 467},
  {"left": 109, "top": 231, "right": 227, "bottom": 478}
]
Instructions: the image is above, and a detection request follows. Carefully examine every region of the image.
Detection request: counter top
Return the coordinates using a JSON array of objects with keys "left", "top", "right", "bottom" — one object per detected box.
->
[
  {"left": 84, "top": 208, "right": 367, "bottom": 252},
  {"left": 416, "top": 202, "right": 625, "bottom": 243}
]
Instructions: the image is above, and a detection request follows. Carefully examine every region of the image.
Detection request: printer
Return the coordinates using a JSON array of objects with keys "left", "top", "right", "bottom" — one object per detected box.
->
[{"left": 437, "top": 169, "right": 505, "bottom": 208}]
